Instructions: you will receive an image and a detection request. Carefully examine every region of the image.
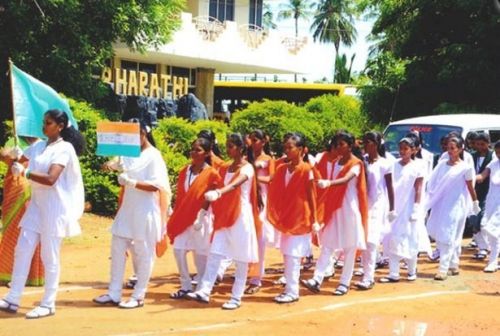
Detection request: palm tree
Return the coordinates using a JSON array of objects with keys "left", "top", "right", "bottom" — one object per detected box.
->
[
  {"left": 310, "top": 0, "right": 357, "bottom": 82},
  {"left": 278, "top": 0, "right": 313, "bottom": 81},
  {"left": 262, "top": 2, "right": 277, "bottom": 30}
]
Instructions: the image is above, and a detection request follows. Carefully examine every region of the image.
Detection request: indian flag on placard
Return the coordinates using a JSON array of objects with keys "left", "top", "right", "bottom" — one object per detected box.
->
[{"left": 96, "top": 121, "right": 141, "bottom": 157}]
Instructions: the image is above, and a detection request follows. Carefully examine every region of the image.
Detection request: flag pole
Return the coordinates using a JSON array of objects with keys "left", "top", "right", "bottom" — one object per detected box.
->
[{"left": 8, "top": 58, "right": 18, "bottom": 147}]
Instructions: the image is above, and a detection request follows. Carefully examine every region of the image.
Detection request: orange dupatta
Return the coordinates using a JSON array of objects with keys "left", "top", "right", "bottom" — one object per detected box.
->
[
  {"left": 167, "top": 165, "right": 221, "bottom": 243},
  {"left": 267, "top": 162, "right": 316, "bottom": 235},
  {"left": 211, "top": 164, "right": 262, "bottom": 236},
  {"left": 319, "top": 156, "right": 369, "bottom": 240},
  {"left": 314, "top": 152, "right": 338, "bottom": 224}
]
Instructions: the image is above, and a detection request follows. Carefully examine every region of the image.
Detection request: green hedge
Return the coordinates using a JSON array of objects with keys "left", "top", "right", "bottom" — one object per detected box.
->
[{"left": 1, "top": 93, "right": 370, "bottom": 217}]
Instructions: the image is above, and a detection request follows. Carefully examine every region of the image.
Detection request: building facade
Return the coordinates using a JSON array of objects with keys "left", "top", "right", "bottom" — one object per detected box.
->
[{"left": 103, "top": 0, "right": 309, "bottom": 117}]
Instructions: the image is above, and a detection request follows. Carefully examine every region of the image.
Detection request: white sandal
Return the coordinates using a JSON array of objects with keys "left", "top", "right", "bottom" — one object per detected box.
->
[
  {"left": 0, "top": 299, "right": 19, "bottom": 313},
  {"left": 25, "top": 306, "right": 55, "bottom": 319},
  {"left": 221, "top": 297, "right": 241, "bottom": 310}
]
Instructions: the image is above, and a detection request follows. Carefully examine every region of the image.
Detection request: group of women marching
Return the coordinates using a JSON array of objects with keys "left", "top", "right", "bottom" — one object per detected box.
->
[{"left": 1, "top": 113, "right": 499, "bottom": 317}]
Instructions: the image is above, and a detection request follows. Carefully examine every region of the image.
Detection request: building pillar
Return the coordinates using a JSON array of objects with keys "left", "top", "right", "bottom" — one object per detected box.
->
[{"left": 195, "top": 68, "right": 215, "bottom": 119}]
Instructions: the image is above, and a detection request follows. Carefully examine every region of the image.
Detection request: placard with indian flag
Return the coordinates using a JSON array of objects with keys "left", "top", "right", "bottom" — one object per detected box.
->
[{"left": 96, "top": 121, "right": 141, "bottom": 157}]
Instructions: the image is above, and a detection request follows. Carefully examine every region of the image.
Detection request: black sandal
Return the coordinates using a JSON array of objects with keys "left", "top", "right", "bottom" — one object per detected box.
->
[
  {"left": 170, "top": 289, "right": 192, "bottom": 299},
  {"left": 379, "top": 276, "right": 400, "bottom": 283},
  {"left": 244, "top": 284, "right": 261, "bottom": 295},
  {"left": 333, "top": 283, "right": 349, "bottom": 296},
  {"left": 301, "top": 279, "right": 321, "bottom": 293},
  {"left": 0, "top": 299, "right": 19, "bottom": 313}
]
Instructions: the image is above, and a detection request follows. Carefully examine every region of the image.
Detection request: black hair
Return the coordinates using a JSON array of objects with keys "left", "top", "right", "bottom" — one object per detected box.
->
[
  {"left": 405, "top": 132, "right": 422, "bottom": 158},
  {"left": 466, "top": 131, "right": 479, "bottom": 141},
  {"left": 475, "top": 133, "right": 490, "bottom": 143},
  {"left": 191, "top": 137, "right": 212, "bottom": 165},
  {"left": 45, "top": 109, "right": 86, "bottom": 156},
  {"left": 198, "top": 129, "right": 222, "bottom": 158},
  {"left": 333, "top": 131, "right": 355, "bottom": 147},
  {"left": 127, "top": 118, "right": 156, "bottom": 147},
  {"left": 447, "top": 136, "right": 465, "bottom": 160},
  {"left": 399, "top": 137, "right": 417, "bottom": 160},
  {"left": 494, "top": 140, "right": 500, "bottom": 150},
  {"left": 250, "top": 129, "right": 271, "bottom": 155},
  {"left": 287, "top": 132, "right": 309, "bottom": 163},
  {"left": 363, "top": 131, "right": 386, "bottom": 158},
  {"left": 227, "top": 132, "right": 246, "bottom": 155}
]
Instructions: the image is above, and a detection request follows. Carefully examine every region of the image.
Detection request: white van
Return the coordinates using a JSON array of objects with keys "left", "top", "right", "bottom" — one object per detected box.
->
[{"left": 383, "top": 114, "right": 500, "bottom": 156}]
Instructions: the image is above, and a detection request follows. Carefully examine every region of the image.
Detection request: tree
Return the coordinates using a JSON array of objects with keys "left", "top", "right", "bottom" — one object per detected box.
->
[
  {"left": 360, "top": 0, "right": 500, "bottom": 122},
  {"left": 0, "top": 0, "right": 184, "bottom": 140},
  {"left": 310, "top": 0, "right": 357, "bottom": 81},
  {"left": 278, "top": 0, "right": 313, "bottom": 82},
  {"left": 263, "top": 2, "right": 278, "bottom": 30},
  {"left": 334, "top": 53, "right": 356, "bottom": 83}
]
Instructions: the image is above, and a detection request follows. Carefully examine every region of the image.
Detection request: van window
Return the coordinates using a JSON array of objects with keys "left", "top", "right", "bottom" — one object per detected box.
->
[
  {"left": 384, "top": 124, "right": 462, "bottom": 156},
  {"left": 489, "top": 130, "right": 500, "bottom": 144}
]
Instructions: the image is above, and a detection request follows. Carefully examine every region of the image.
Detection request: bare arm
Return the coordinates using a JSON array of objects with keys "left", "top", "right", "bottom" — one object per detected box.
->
[
  {"left": 134, "top": 181, "right": 160, "bottom": 192},
  {"left": 330, "top": 171, "right": 356, "bottom": 185},
  {"left": 28, "top": 164, "right": 65, "bottom": 186},
  {"left": 475, "top": 167, "right": 490, "bottom": 184},
  {"left": 384, "top": 173, "right": 395, "bottom": 211},
  {"left": 466, "top": 180, "right": 478, "bottom": 202},
  {"left": 413, "top": 177, "right": 423, "bottom": 204},
  {"left": 218, "top": 174, "right": 248, "bottom": 195}
]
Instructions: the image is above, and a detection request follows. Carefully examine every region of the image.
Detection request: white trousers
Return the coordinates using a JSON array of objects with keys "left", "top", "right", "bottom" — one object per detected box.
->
[
  {"left": 199, "top": 253, "right": 248, "bottom": 301},
  {"left": 108, "top": 235, "right": 156, "bottom": 301},
  {"left": 484, "top": 231, "right": 499, "bottom": 269},
  {"left": 173, "top": 248, "right": 207, "bottom": 291},
  {"left": 314, "top": 247, "right": 356, "bottom": 286},
  {"left": 283, "top": 254, "right": 301, "bottom": 298},
  {"left": 388, "top": 253, "right": 417, "bottom": 278},
  {"left": 436, "top": 241, "right": 460, "bottom": 274},
  {"left": 4, "top": 228, "right": 62, "bottom": 308},
  {"left": 249, "top": 233, "right": 267, "bottom": 286},
  {"left": 473, "top": 231, "right": 490, "bottom": 251},
  {"left": 361, "top": 242, "right": 378, "bottom": 282}
]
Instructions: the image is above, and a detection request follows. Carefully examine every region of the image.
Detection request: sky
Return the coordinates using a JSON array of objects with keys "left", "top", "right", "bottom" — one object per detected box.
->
[{"left": 258, "top": 0, "right": 374, "bottom": 82}]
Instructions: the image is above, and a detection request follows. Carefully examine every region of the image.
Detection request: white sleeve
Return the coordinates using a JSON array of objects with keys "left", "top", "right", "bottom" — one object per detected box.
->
[
  {"left": 465, "top": 165, "right": 475, "bottom": 181},
  {"left": 23, "top": 141, "right": 40, "bottom": 160},
  {"left": 350, "top": 164, "right": 361, "bottom": 177},
  {"left": 51, "top": 145, "right": 71, "bottom": 167},
  {"left": 241, "top": 163, "right": 255, "bottom": 179}
]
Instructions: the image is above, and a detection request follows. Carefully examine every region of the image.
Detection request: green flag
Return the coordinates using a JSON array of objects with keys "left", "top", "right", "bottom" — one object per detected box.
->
[{"left": 11, "top": 62, "right": 78, "bottom": 139}]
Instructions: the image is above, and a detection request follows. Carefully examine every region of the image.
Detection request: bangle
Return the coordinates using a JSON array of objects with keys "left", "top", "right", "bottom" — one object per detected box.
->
[{"left": 25, "top": 169, "right": 31, "bottom": 179}]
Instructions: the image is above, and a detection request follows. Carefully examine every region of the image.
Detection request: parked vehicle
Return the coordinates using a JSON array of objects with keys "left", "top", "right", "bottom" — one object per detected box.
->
[{"left": 383, "top": 114, "right": 500, "bottom": 156}]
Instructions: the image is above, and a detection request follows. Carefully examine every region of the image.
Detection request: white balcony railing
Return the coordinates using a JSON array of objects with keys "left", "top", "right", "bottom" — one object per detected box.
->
[
  {"left": 238, "top": 24, "right": 267, "bottom": 49},
  {"left": 281, "top": 36, "right": 308, "bottom": 54},
  {"left": 192, "top": 16, "right": 224, "bottom": 42}
]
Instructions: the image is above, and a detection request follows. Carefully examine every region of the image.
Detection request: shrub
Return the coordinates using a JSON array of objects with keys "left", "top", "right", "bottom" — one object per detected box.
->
[{"left": 68, "top": 97, "right": 119, "bottom": 216}]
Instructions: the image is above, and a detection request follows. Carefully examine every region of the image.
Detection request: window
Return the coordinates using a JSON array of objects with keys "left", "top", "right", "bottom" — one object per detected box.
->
[
  {"left": 249, "top": 0, "right": 263, "bottom": 27},
  {"left": 209, "top": 0, "right": 234, "bottom": 22},
  {"left": 120, "top": 60, "right": 156, "bottom": 74}
]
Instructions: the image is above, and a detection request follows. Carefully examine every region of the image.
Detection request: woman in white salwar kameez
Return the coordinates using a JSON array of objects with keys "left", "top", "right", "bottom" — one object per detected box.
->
[
  {"left": 245, "top": 130, "right": 276, "bottom": 294},
  {"left": 167, "top": 138, "right": 221, "bottom": 299},
  {"left": 474, "top": 141, "right": 500, "bottom": 273},
  {"left": 187, "top": 133, "right": 259, "bottom": 310},
  {"left": 381, "top": 137, "right": 423, "bottom": 283},
  {"left": 93, "top": 121, "right": 171, "bottom": 308},
  {"left": 0, "top": 110, "right": 85, "bottom": 319},
  {"left": 302, "top": 131, "right": 368, "bottom": 296},
  {"left": 426, "top": 136, "right": 479, "bottom": 280},
  {"left": 355, "top": 131, "right": 395, "bottom": 290}
]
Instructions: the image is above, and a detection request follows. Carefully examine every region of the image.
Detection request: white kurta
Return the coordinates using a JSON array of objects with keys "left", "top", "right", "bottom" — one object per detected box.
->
[
  {"left": 256, "top": 159, "right": 279, "bottom": 248},
  {"left": 385, "top": 160, "right": 421, "bottom": 259},
  {"left": 112, "top": 147, "right": 170, "bottom": 243},
  {"left": 481, "top": 159, "right": 500, "bottom": 238},
  {"left": 278, "top": 168, "right": 313, "bottom": 258},
  {"left": 320, "top": 162, "right": 366, "bottom": 250},
  {"left": 413, "top": 158, "right": 432, "bottom": 255},
  {"left": 20, "top": 140, "right": 84, "bottom": 237},
  {"left": 172, "top": 165, "right": 212, "bottom": 255},
  {"left": 426, "top": 160, "right": 474, "bottom": 244},
  {"left": 365, "top": 156, "right": 392, "bottom": 245},
  {"left": 210, "top": 163, "right": 259, "bottom": 263}
]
